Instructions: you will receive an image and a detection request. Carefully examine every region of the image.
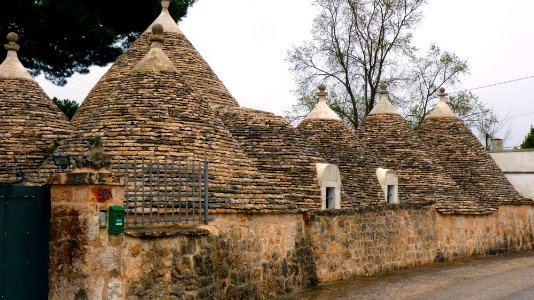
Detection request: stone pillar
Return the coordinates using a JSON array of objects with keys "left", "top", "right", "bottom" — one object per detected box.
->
[{"left": 48, "top": 172, "right": 124, "bottom": 300}]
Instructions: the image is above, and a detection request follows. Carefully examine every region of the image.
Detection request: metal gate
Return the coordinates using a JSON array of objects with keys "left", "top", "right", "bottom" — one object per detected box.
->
[
  {"left": 0, "top": 184, "right": 50, "bottom": 300},
  {"left": 111, "top": 158, "right": 209, "bottom": 226}
]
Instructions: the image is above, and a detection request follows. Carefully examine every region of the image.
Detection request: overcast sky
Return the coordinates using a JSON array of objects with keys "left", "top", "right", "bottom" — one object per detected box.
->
[{"left": 36, "top": 0, "right": 534, "bottom": 147}]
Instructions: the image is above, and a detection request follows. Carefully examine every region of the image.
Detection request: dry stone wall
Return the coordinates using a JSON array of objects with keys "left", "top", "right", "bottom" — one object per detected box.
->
[
  {"left": 435, "top": 205, "right": 534, "bottom": 258},
  {"left": 48, "top": 173, "right": 125, "bottom": 300},
  {"left": 116, "top": 205, "right": 534, "bottom": 299},
  {"left": 121, "top": 214, "right": 318, "bottom": 299},
  {"left": 308, "top": 204, "right": 437, "bottom": 282}
]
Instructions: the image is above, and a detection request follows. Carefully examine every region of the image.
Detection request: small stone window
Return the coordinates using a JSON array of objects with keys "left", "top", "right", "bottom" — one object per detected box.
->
[
  {"left": 316, "top": 163, "right": 342, "bottom": 210},
  {"left": 387, "top": 185, "right": 397, "bottom": 204},
  {"left": 326, "top": 187, "right": 336, "bottom": 209},
  {"left": 376, "top": 168, "right": 399, "bottom": 204}
]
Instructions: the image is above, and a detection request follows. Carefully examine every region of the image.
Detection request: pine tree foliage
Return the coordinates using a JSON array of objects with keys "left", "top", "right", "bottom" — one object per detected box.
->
[
  {"left": 520, "top": 126, "right": 534, "bottom": 149},
  {"left": 52, "top": 97, "right": 79, "bottom": 120},
  {"left": 0, "top": 0, "right": 196, "bottom": 85}
]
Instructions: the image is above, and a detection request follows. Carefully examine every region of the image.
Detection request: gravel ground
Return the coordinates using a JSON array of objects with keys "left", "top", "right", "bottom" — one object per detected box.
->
[{"left": 280, "top": 250, "right": 534, "bottom": 300}]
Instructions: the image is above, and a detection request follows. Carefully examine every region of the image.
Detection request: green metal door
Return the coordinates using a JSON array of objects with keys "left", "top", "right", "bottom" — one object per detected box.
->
[{"left": 0, "top": 185, "right": 50, "bottom": 300}]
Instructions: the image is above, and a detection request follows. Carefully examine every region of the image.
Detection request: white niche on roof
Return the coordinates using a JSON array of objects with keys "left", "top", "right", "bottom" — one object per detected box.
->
[
  {"left": 376, "top": 168, "right": 399, "bottom": 204},
  {"left": 316, "top": 163, "right": 341, "bottom": 209}
]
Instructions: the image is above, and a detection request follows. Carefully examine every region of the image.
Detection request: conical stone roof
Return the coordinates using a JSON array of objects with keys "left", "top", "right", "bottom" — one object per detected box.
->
[
  {"left": 297, "top": 85, "right": 384, "bottom": 207},
  {"left": 72, "top": 0, "right": 237, "bottom": 128},
  {"left": 216, "top": 106, "right": 324, "bottom": 209},
  {"left": 354, "top": 85, "right": 489, "bottom": 214},
  {"left": 39, "top": 25, "right": 283, "bottom": 210},
  {"left": 417, "top": 88, "right": 531, "bottom": 207},
  {"left": 0, "top": 32, "right": 72, "bottom": 183}
]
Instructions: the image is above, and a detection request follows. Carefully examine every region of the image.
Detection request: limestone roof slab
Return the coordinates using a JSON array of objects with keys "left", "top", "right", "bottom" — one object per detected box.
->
[
  {"left": 354, "top": 107, "right": 490, "bottom": 214},
  {"left": 73, "top": 2, "right": 238, "bottom": 129},
  {"left": 298, "top": 118, "right": 385, "bottom": 208},
  {"left": 0, "top": 33, "right": 72, "bottom": 182},
  {"left": 216, "top": 106, "right": 326, "bottom": 209},
  {"left": 418, "top": 111, "right": 531, "bottom": 207}
]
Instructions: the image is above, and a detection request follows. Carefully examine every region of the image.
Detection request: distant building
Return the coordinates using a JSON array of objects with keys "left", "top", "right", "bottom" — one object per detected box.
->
[{"left": 490, "top": 149, "right": 534, "bottom": 200}]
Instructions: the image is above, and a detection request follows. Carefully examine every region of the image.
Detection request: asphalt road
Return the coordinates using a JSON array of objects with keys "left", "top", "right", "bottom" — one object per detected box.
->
[{"left": 281, "top": 251, "right": 534, "bottom": 300}]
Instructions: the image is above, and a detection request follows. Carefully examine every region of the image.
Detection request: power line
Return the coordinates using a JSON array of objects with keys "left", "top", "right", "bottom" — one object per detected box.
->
[
  {"left": 451, "top": 75, "right": 534, "bottom": 95},
  {"left": 506, "top": 111, "right": 534, "bottom": 120}
]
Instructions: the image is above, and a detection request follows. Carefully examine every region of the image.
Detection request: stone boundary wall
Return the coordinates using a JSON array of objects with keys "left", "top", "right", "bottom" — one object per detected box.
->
[
  {"left": 308, "top": 206, "right": 437, "bottom": 282},
  {"left": 436, "top": 205, "right": 534, "bottom": 258},
  {"left": 309, "top": 204, "right": 534, "bottom": 284},
  {"left": 119, "top": 205, "right": 534, "bottom": 299},
  {"left": 121, "top": 214, "right": 317, "bottom": 299},
  {"left": 48, "top": 173, "right": 125, "bottom": 300}
]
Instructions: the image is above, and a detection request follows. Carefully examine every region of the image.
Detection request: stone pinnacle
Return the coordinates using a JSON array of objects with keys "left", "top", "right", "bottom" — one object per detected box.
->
[
  {"left": 150, "top": 24, "right": 165, "bottom": 47},
  {"left": 317, "top": 84, "right": 327, "bottom": 100},
  {"left": 5, "top": 32, "right": 20, "bottom": 52}
]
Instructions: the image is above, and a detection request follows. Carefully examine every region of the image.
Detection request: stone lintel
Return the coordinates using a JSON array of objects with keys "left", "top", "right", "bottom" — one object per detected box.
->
[{"left": 48, "top": 172, "right": 124, "bottom": 186}]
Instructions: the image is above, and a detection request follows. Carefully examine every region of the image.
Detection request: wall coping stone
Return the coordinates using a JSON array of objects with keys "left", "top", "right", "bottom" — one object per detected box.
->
[
  {"left": 310, "top": 201, "right": 435, "bottom": 217},
  {"left": 125, "top": 224, "right": 212, "bottom": 238},
  {"left": 210, "top": 207, "right": 309, "bottom": 214},
  {"left": 47, "top": 172, "right": 124, "bottom": 186}
]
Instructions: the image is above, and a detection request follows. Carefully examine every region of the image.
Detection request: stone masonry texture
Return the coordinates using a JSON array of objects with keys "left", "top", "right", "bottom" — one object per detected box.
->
[
  {"left": 354, "top": 112, "right": 490, "bottom": 214},
  {"left": 0, "top": 78, "right": 72, "bottom": 182},
  {"left": 122, "top": 214, "right": 318, "bottom": 299},
  {"left": 72, "top": 31, "right": 237, "bottom": 130},
  {"left": 48, "top": 173, "right": 125, "bottom": 300},
  {"left": 216, "top": 107, "right": 326, "bottom": 209},
  {"left": 117, "top": 205, "right": 534, "bottom": 299},
  {"left": 418, "top": 116, "right": 532, "bottom": 208},
  {"left": 40, "top": 68, "right": 285, "bottom": 211},
  {"left": 297, "top": 118, "right": 385, "bottom": 207}
]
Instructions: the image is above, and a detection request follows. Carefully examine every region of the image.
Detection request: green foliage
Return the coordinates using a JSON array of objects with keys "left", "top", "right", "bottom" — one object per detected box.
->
[
  {"left": 520, "top": 127, "right": 534, "bottom": 149},
  {"left": 52, "top": 97, "right": 79, "bottom": 120},
  {"left": 0, "top": 0, "right": 197, "bottom": 85}
]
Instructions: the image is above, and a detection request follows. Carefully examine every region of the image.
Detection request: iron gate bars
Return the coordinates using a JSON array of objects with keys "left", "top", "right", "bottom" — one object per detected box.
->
[{"left": 111, "top": 158, "right": 209, "bottom": 226}]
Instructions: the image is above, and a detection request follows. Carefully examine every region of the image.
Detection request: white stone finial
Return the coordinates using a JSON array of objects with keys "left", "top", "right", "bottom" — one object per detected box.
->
[
  {"left": 133, "top": 24, "right": 178, "bottom": 73},
  {"left": 5, "top": 32, "right": 20, "bottom": 52},
  {"left": 379, "top": 83, "right": 388, "bottom": 95},
  {"left": 317, "top": 83, "right": 327, "bottom": 101},
  {"left": 303, "top": 84, "right": 342, "bottom": 121},
  {"left": 427, "top": 87, "right": 456, "bottom": 118},
  {"left": 161, "top": 0, "right": 170, "bottom": 10},
  {"left": 369, "top": 83, "right": 399, "bottom": 115},
  {"left": 437, "top": 87, "right": 447, "bottom": 102},
  {"left": 0, "top": 32, "right": 33, "bottom": 80},
  {"left": 144, "top": 0, "right": 183, "bottom": 34}
]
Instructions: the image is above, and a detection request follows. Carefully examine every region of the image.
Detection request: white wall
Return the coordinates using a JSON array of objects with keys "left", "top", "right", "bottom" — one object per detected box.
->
[{"left": 490, "top": 150, "right": 534, "bottom": 200}]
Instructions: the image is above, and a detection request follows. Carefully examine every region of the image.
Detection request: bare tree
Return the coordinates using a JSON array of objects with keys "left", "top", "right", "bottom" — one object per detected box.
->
[
  {"left": 287, "top": 0, "right": 425, "bottom": 128},
  {"left": 448, "top": 91, "right": 511, "bottom": 149},
  {"left": 403, "top": 44, "right": 469, "bottom": 128}
]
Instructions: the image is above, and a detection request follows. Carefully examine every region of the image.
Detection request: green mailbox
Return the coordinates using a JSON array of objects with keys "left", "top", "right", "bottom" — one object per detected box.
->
[{"left": 108, "top": 206, "right": 124, "bottom": 234}]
